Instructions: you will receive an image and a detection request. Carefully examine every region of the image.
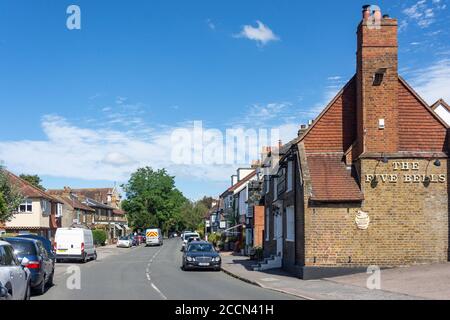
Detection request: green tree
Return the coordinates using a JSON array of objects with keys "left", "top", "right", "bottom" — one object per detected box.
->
[
  {"left": 19, "top": 174, "right": 45, "bottom": 190},
  {"left": 0, "top": 192, "right": 7, "bottom": 217},
  {"left": 179, "top": 200, "right": 208, "bottom": 231},
  {"left": 121, "top": 167, "right": 187, "bottom": 235},
  {"left": 0, "top": 167, "right": 24, "bottom": 223},
  {"left": 198, "top": 196, "right": 215, "bottom": 210}
]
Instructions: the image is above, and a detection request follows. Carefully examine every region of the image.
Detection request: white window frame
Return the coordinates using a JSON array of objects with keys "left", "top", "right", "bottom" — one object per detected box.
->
[
  {"left": 41, "top": 200, "right": 51, "bottom": 216},
  {"left": 18, "top": 199, "right": 33, "bottom": 213},
  {"left": 265, "top": 208, "right": 270, "bottom": 241},
  {"left": 273, "top": 215, "right": 283, "bottom": 241},
  {"left": 286, "top": 206, "right": 295, "bottom": 242},
  {"left": 273, "top": 177, "right": 278, "bottom": 201},
  {"left": 287, "top": 161, "right": 293, "bottom": 192},
  {"left": 56, "top": 203, "right": 63, "bottom": 217}
]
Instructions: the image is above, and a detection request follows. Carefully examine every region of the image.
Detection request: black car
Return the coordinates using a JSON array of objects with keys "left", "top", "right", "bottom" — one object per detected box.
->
[
  {"left": 3, "top": 237, "right": 55, "bottom": 295},
  {"left": 182, "top": 241, "right": 221, "bottom": 271}
]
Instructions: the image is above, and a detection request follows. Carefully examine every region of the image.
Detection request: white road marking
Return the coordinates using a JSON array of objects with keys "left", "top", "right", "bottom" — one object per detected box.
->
[{"left": 145, "top": 247, "right": 167, "bottom": 300}]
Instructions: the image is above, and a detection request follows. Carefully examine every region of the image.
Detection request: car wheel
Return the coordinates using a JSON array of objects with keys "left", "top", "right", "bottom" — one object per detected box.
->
[
  {"left": 47, "top": 271, "right": 54, "bottom": 287},
  {"left": 24, "top": 282, "right": 31, "bottom": 300},
  {"left": 35, "top": 277, "right": 46, "bottom": 295}
]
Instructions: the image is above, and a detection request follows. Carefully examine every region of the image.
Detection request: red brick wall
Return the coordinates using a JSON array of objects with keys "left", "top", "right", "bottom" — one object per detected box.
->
[
  {"left": 254, "top": 206, "right": 265, "bottom": 247},
  {"left": 356, "top": 18, "right": 399, "bottom": 156}
]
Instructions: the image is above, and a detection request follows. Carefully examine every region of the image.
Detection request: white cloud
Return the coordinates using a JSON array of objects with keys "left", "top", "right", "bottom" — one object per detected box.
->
[
  {"left": 0, "top": 116, "right": 283, "bottom": 185},
  {"left": 402, "top": 0, "right": 447, "bottom": 29},
  {"left": 327, "top": 76, "right": 342, "bottom": 81},
  {"left": 115, "top": 96, "right": 128, "bottom": 105},
  {"left": 103, "top": 152, "right": 136, "bottom": 166},
  {"left": 206, "top": 19, "right": 216, "bottom": 31},
  {"left": 234, "top": 21, "right": 280, "bottom": 46},
  {"left": 244, "top": 103, "right": 291, "bottom": 125},
  {"left": 407, "top": 58, "right": 450, "bottom": 103}
]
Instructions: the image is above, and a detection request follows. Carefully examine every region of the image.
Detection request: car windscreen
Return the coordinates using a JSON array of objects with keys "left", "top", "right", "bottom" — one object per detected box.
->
[
  {"left": 187, "top": 244, "right": 214, "bottom": 252},
  {"left": 119, "top": 237, "right": 128, "bottom": 240},
  {"left": 7, "top": 240, "right": 36, "bottom": 256},
  {"left": 16, "top": 235, "right": 52, "bottom": 254},
  {"left": 184, "top": 234, "right": 198, "bottom": 240}
]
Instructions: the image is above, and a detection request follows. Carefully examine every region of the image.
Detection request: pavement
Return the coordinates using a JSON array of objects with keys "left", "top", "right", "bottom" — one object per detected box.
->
[
  {"left": 221, "top": 253, "right": 428, "bottom": 300},
  {"left": 328, "top": 263, "right": 450, "bottom": 300},
  {"left": 33, "top": 238, "right": 299, "bottom": 300}
]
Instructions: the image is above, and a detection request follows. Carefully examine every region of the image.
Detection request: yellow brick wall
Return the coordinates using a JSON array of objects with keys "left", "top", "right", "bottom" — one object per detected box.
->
[{"left": 304, "top": 158, "right": 448, "bottom": 267}]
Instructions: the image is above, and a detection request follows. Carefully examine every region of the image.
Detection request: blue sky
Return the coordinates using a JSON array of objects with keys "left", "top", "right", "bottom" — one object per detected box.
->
[{"left": 0, "top": 0, "right": 449, "bottom": 200}]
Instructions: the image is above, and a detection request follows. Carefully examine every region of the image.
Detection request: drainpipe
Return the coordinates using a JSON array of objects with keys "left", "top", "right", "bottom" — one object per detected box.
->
[{"left": 294, "top": 151, "right": 298, "bottom": 269}]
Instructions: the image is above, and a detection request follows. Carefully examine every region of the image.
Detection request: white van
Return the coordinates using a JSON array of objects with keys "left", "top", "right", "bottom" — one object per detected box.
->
[
  {"left": 145, "top": 228, "right": 163, "bottom": 246},
  {"left": 55, "top": 228, "right": 97, "bottom": 263}
]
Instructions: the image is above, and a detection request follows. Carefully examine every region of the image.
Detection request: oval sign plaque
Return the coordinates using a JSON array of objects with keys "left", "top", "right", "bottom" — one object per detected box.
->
[{"left": 355, "top": 211, "right": 370, "bottom": 230}]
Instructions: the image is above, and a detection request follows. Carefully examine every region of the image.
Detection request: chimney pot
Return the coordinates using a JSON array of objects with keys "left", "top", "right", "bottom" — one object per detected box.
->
[{"left": 373, "top": 8, "right": 382, "bottom": 21}]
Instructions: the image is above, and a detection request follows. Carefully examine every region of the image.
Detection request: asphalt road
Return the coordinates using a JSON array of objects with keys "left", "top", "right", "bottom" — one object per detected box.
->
[{"left": 34, "top": 238, "right": 298, "bottom": 300}]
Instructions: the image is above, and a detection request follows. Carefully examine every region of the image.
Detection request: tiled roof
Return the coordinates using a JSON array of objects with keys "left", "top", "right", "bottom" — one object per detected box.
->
[
  {"left": 113, "top": 209, "right": 126, "bottom": 216},
  {"left": 227, "top": 170, "right": 257, "bottom": 193},
  {"left": 4, "top": 170, "right": 60, "bottom": 202},
  {"left": 69, "top": 188, "right": 115, "bottom": 204},
  {"left": 307, "top": 154, "right": 364, "bottom": 202},
  {"left": 50, "top": 194, "right": 96, "bottom": 213},
  {"left": 4, "top": 226, "right": 50, "bottom": 230}
]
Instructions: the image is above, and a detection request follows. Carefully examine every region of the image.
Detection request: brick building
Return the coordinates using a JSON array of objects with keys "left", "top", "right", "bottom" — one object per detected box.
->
[{"left": 263, "top": 6, "right": 449, "bottom": 279}]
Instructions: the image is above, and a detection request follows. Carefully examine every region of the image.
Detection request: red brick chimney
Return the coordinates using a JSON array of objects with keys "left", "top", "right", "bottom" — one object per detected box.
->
[{"left": 355, "top": 5, "right": 399, "bottom": 157}]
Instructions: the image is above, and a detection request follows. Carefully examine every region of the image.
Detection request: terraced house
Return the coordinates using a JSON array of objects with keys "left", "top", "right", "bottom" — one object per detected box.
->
[
  {"left": 49, "top": 187, "right": 128, "bottom": 243},
  {"left": 262, "top": 7, "right": 450, "bottom": 279},
  {"left": 2, "top": 171, "right": 63, "bottom": 240}
]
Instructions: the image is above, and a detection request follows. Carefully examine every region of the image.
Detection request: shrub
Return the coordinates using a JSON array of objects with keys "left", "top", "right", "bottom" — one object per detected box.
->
[
  {"left": 253, "top": 246, "right": 264, "bottom": 261},
  {"left": 208, "top": 232, "right": 221, "bottom": 246},
  {"left": 92, "top": 229, "right": 107, "bottom": 246},
  {"left": 196, "top": 229, "right": 205, "bottom": 239}
]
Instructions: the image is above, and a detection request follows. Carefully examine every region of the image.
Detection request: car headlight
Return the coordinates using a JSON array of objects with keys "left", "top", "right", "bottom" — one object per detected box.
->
[
  {"left": 186, "top": 256, "right": 194, "bottom": 262},
  {"left": 213, "top": 256, "right": 221, "bottom": 262}
]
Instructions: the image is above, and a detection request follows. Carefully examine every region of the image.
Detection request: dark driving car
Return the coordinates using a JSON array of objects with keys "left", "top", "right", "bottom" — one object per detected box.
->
[
  {"left": 3, "top": 237, "right": 55, "bottom": 295},
  {"left": 182, "top": 241, "right": 221, "bottom": 271}
]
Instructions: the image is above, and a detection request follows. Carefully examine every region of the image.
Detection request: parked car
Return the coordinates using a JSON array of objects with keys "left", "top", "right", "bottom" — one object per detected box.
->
[
  {"left": 3, "top": 237, "right": 54, "bottom": 295},
  {"left": 55, "top": 228, "right": 97, "bottom": 263},
  {"left": 16, "top": 234, "right": 55, "bottom": 263},
  {"left": 169, "top": 232, "right": 179, "bottom": 238},
  {"left": 181, "top": 232, "right": 200, "bottom": 251},
  {"left": 0, "top": 240, "right": 31, "bottom": 300},
  {"left": 117, "top": 236, "right": 133, "bottom": 248},
  {"left": 135, "top": 234, "right": 145, "bottom": 245},
  {"left": 145, "top": 228, "right": 163, "bottom": 246},
  {"left": 130, "top": 235, "right": 138, "bottom": 247},
  {"left": 181, "top": 231, "right": 192, "bottom": 240},
  {"left": 182, "top": 241, "right": 221, "bottom": 271}
]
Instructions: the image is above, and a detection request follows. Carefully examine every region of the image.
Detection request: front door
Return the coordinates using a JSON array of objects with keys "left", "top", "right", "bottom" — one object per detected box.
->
[{"left": 275, "top": 214, "right": 283, "bottom": 257}]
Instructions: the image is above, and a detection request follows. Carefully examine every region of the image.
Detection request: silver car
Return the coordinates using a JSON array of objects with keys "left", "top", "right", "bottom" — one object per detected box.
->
[{"left": 0, "top": 240, "right": 31, "bottom": 300}]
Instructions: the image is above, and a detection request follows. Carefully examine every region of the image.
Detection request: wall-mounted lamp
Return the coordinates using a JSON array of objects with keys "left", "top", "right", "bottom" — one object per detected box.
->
[{"left": 434, "top": 159, "right": 441, "bottom": 167}]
